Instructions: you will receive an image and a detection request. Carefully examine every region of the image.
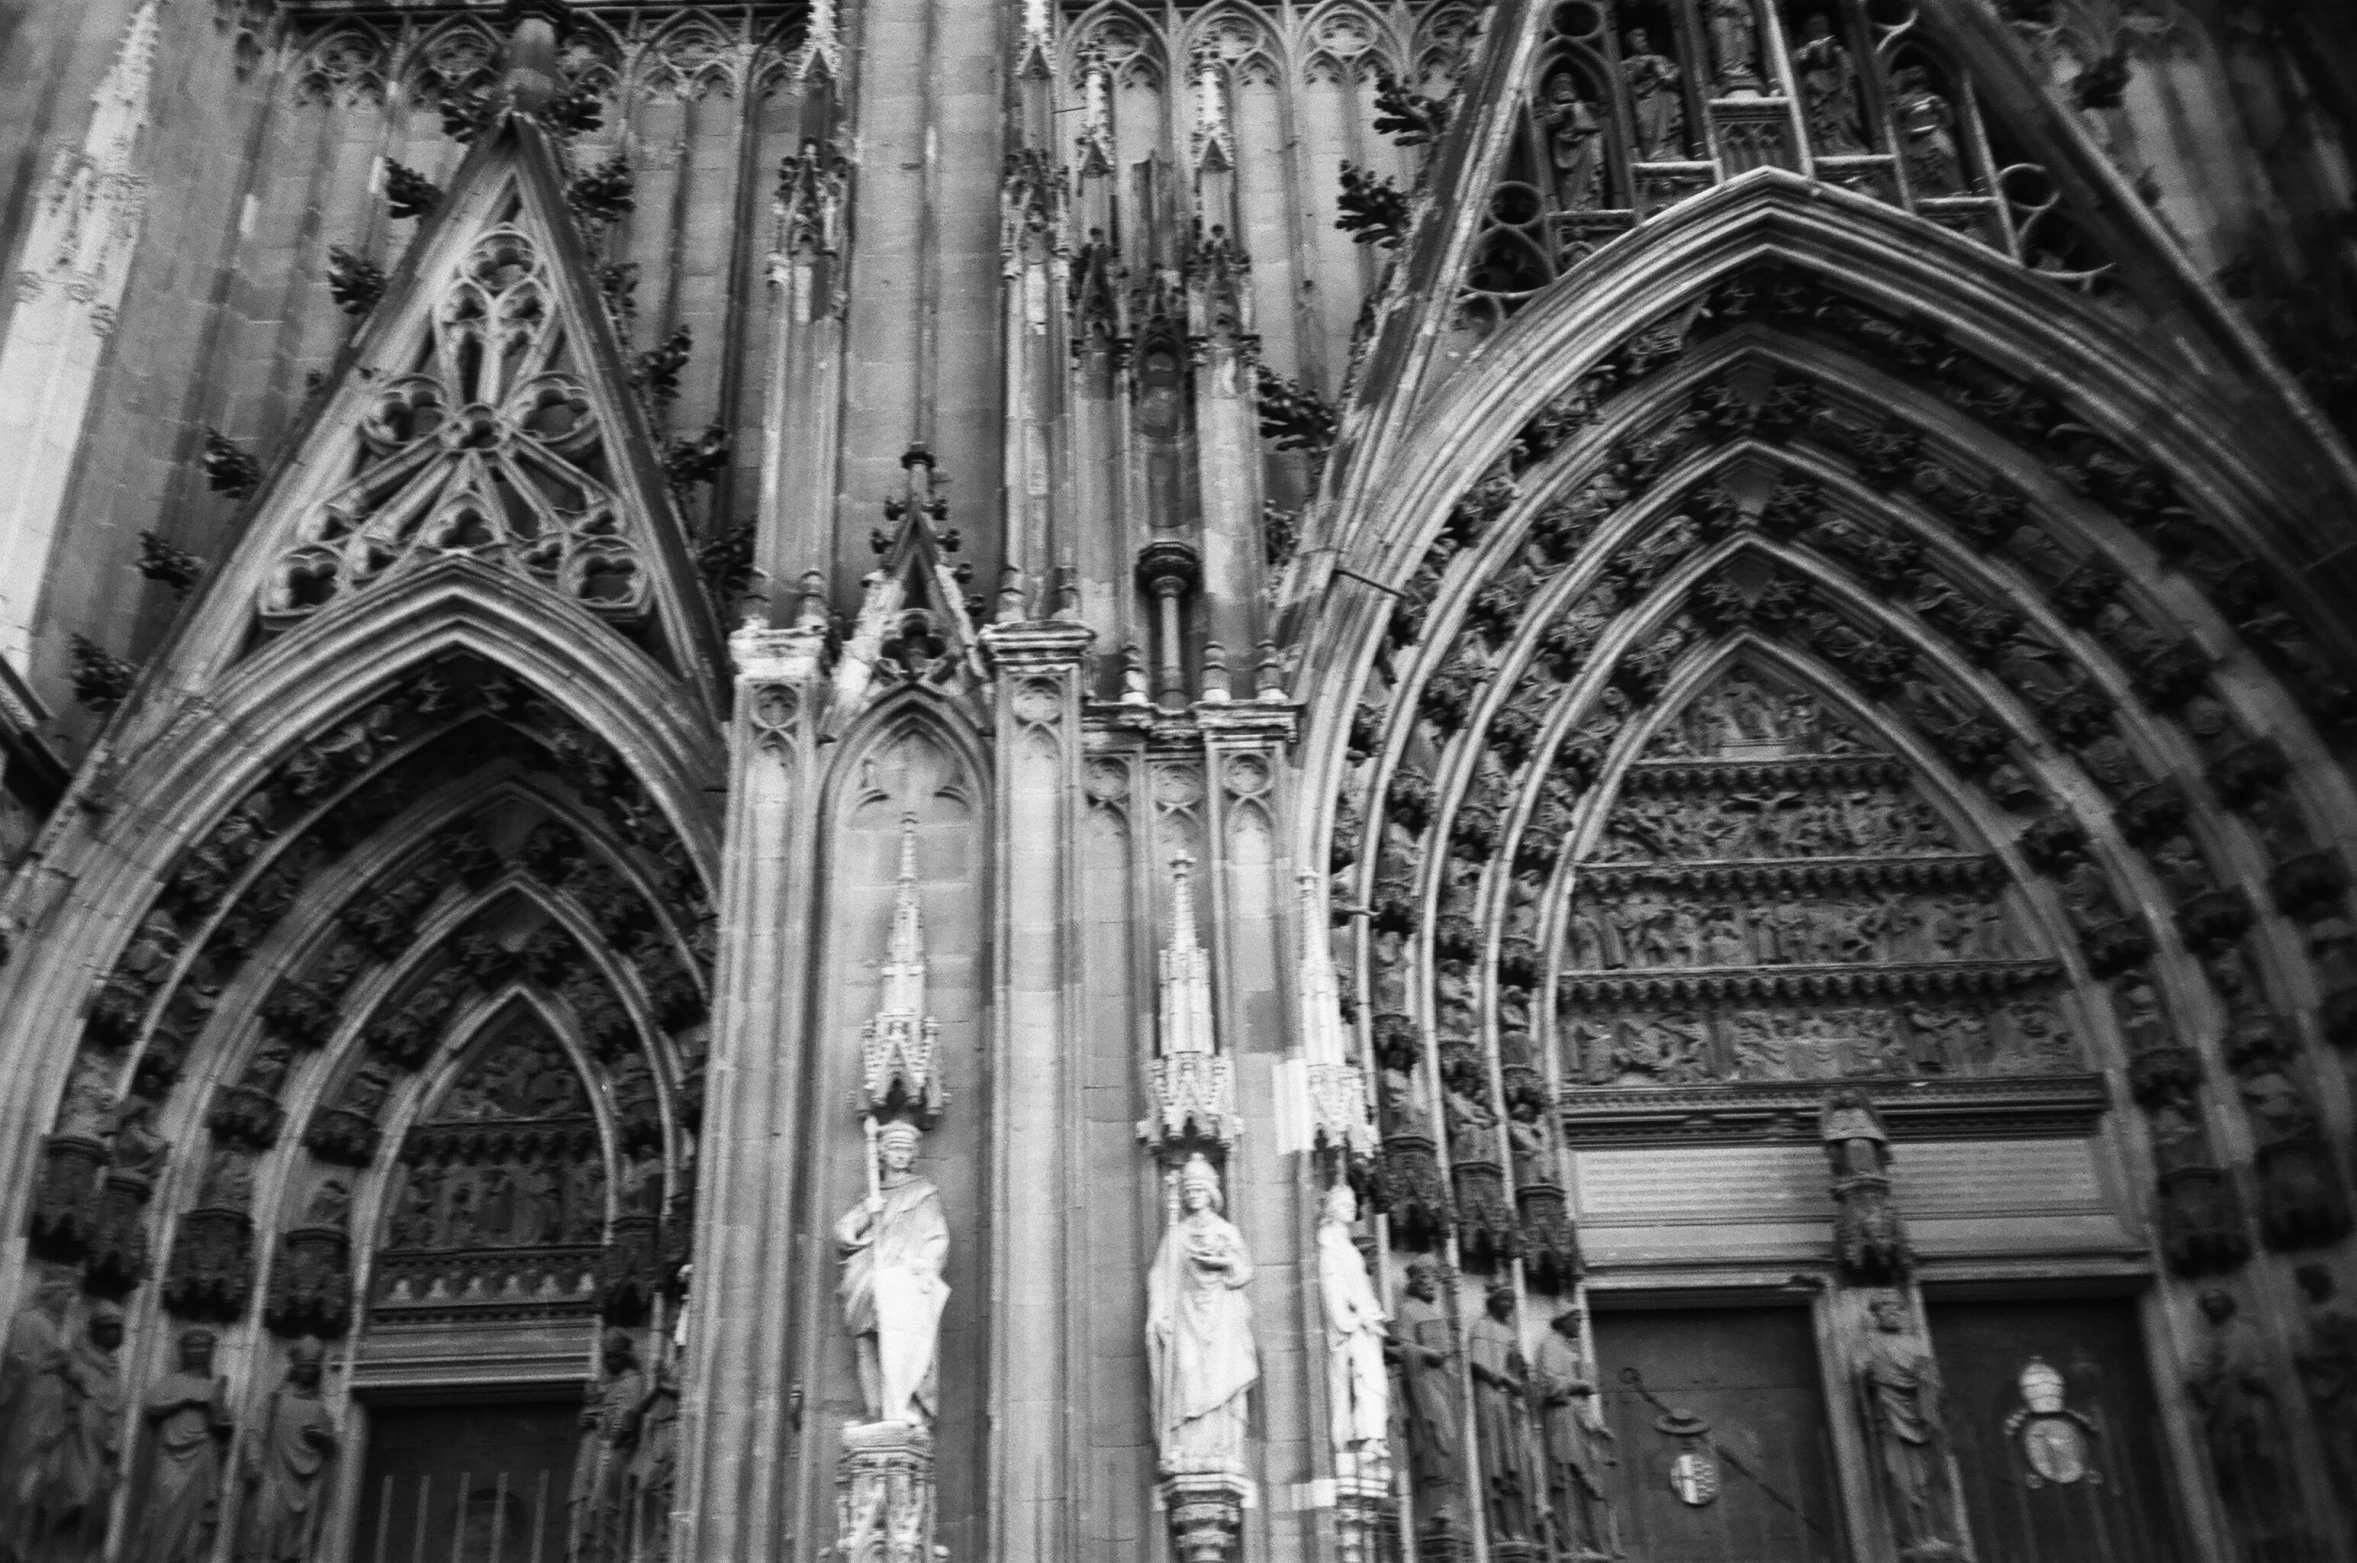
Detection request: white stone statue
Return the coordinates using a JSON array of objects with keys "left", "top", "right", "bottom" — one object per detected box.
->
[
  {"left": 835, "top": 1119, "right": 949, "bottom": 1428},
  {"left": 1146, "top": 1155, "right": 1259, "bottom": 1473},
  {"left": 1316, "top": 1183, "right": 1389, "bottom": 1468}
]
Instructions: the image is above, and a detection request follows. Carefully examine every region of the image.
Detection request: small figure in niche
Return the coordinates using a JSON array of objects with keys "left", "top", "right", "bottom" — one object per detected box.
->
[{"left": 1621, "top": 30, "right": 1685, "bottom": 160}]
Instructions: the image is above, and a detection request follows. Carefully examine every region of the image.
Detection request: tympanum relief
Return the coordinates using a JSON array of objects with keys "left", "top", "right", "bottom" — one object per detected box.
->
[
  {"left": 1558, "top": 664, "right": 2078, "bottom": 1095},
  {"left": 375, "top": 1017, "right": 614, "bottom": 1322}
]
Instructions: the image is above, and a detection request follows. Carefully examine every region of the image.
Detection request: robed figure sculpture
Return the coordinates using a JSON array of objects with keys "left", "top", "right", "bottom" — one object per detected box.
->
[
  {"left": 836, "top": 1119, "right": 950, "bottom": 1428},
  {"left": 1146, "top": 1155, "right": 1259, "bottom": 1473},
  {"left": 1316, "top": 1182, "right": 1389, "bottom": 1467}
]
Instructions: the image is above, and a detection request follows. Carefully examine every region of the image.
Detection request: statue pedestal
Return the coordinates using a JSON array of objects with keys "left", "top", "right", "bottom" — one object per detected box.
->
[
  {"left": 1331, "top": 1457, "right": 1393, "bottom": 1563},
  {"left": 1159, "top": 1470, "right": 1248, "bottom": 1563},
  {"left": 836, "top": 1420, "right": 935, "bottom": 1563}
]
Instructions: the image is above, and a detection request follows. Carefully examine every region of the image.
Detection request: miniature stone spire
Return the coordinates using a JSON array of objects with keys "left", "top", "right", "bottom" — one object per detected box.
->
[
  {"left": 861, "top": 813, "right": 945, "bottom": 1124},
  {"left": 795, "top": 0, "right": 842, "bottom": 81},
  {"left": 1141, "top": 853, "right": 1237, "bottom": 1147},
  {"left": 1189, "top": 45, "right": 1234, "bottom": 171},
  {"left": 1297, "top": 870, "right": 1374, "bottom": 1157}
]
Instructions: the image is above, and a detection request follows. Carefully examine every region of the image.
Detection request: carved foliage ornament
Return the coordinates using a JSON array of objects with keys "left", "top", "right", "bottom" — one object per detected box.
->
[{"left": 263, "top": 225, "right": 652, "bottom": 631}]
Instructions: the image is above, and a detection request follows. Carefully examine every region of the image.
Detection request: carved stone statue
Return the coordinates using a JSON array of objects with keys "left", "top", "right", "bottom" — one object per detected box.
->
[
  {"left": 1706, "top": 0, "right": 1762, "bottom": 92},
  {"left": 1794, "top": 13, "right": 1866, "bottom": 154},
  {"left": 2189, "top": 1288, "right": 2296, "bottom": 1551},
  {"left": 1892, "top": 66, "right": 1962, "bottom": 197},
  {"left": 0, "top": 1274, "right": 80, "bottom": 1543},
  {"left": 1390, "top": 1261, "right": 1465, "bottom": 1528},
  {"left": 1825, "top": 1089, "right": 1909, "bottom": 1280},
  {"left": 130, "top": 1328, "right": 233, "bottom": 1563},
  {"left": 835, "top": 1120, "right": 949, "bottom": 1428},
  {"left": 2292, "top": 1266, "right": 2357, "bottom": 1521},
  {"left": 235, "top": 1340, "right": 338, "bottom": 1563},
  {"left": 1540, "top": 72, "right": 1604, "bottom": 213},
  {"left": 1621, "top": 31, "right": 1685, "bottom": 161},
  {"left": 1146, "top": 1155, "right": 1258, "bottom": 1474},
  {"left": 1533, "top": 1309, "right": 1613, "bottom": 1560},
  {"left": 1467, "top": 1284, "right": 1538, "bottom": 1546},
  {"left": 26, "top": 1300, "right": 126, "bottom": 1563},
  {"left": 1855, "top": 1294, "right": 1958, "bottom": 1560},
  {"left": 569, "top": 1330, "right": 645, "bottom": 1563},
  {"left": 1316, "top": 1184, "right": 1389, "bottom": 1470},
  {"left": 628, "top": 1358, "right": 680, "bottom": 1563}
]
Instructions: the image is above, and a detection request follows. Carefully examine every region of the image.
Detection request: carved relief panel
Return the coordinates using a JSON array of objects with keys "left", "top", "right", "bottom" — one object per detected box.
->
[
  {"left": 1557, "top": 662, "right": 2078, "bottom": 1096},
  {"left": 374, "top": 1014, "right": 615, "bottom": 1322}
]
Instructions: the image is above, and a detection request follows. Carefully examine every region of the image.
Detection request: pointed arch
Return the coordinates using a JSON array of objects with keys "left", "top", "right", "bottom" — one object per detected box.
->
[
  {"left": 289, "top": 21, "right": 391, "bottom": 109},
  {"left": 632, "top": 10, "right": 743, "bottom": 103},
  {"left": 399, "top": 15, "right": 506, "bottom": 111}
]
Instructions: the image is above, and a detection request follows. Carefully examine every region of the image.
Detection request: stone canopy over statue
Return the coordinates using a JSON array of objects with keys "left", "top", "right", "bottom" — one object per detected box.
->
[{"left": 835, "top": 1118, "right": 950, "bottom": 1430}]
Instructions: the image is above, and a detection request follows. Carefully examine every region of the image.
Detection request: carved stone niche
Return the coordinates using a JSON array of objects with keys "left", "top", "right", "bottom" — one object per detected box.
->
[
  {"left": 835, "top": 1421, "right": 935, "bottom": 1563},
  {"left": 162, "top": 1209, "right": 255, "bottom": 1322},
  {"left": 30, "top": 1133, "right": 110, "bottom": 1260}
]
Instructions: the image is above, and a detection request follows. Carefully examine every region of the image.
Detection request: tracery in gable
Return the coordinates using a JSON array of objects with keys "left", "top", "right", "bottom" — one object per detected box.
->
[{"left": 264, "top": 221, "right": 657, "bottom": 640}]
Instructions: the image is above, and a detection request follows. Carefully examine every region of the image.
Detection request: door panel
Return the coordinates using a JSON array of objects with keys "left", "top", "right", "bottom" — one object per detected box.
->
[
  {"left": 1592, "top": 1306, "right": 1848, "bottom": 1563},
  {"left": 1928, "top": 1298, "right": 2190, "bottom": 1563},
  {"left": 353, "top": 1400, "right": 579, "bottom": 1563}
]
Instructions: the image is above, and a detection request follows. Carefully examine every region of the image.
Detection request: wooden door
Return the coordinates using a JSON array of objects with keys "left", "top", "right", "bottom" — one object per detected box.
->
[{"left": 1591, "top": 1305, "right": 1849, "bottom": 1562}]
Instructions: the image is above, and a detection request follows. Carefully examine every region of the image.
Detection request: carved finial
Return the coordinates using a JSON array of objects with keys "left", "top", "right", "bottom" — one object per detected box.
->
[
  {"left": 1297, "top": 869, "right": 1374, "bottom": 1156},
  {"left": 1200, "top": 641, "right": 1232, "bottom": 704},
  {"left": 1120, "top": 643, "right": 1152, "bottom": 706},
  {"left": 499, "top": 0, "right": 571, "bottom": 113},
  {"left": 996, "top": 564, "right": 1028, "bottom": 624},
  {"left": 1143, "top": 850, "right": 1233, "bottom": 1146},
  {"left": 1254, "top": 638, "right": 1286, "bottom": 703},
  {"left": 795, "top": 0, "right": 843, "bottom": 80},
  {"left": 797, "top": 569, "right": 829, "bottom": 631},
  {"left": 861, "top": 812, "right": 943, "bottom": 1124},
  {"left": 1170, "top": 851, "right": 1199, "bottom": 950}
]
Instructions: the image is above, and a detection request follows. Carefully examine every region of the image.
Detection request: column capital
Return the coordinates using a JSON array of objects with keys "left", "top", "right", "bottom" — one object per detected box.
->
[
  {"left": 728, "top": 622, "right": 832, "bottom": 686},
  {"left": 1193, "top": 702, "right": 1298, "bottom": 748},
  {"left": 979, "top": 619, "right": 1097, "bottom": 671}
]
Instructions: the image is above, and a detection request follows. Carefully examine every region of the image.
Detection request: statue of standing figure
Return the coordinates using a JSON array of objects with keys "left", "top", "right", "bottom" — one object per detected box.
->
[
  {"left": 835, "top": 1120, "right": 950, "bottom": 1429},
  {"left": 1389, "top": 1261, "right": 1465, "bottom": 1530},
  {"left": 1316, "top": 1184, "right": 1388, "bottom": 1470},
  {"left": 21, "top": 1300, "right": 127, "bottom": 1563},
  {"left": 1533, "top": 1309, "right": 1613, "bottom": 1560},
  {"left": 1540, "top": 72, "right": 1604, "bottom": 214},
  {"left": 1467, "top": 1284, "right": 1539, "bottom": 1546},
  {"left": 235, "top": 1341, "right": 339, "bottom": 1563},
  {"left": 1146, "top": 1155, "right": 1259, "bottom": 1474},
  {"left": 1621, "top": 31, "right": 1685, "bottom": 161},
  {"left": 130, "top": 1328, "right": 234, "bottom": 1563},
  {"left": 1855, "top": 1294, "right": 1959, "bottom": 1560},
  {"left": 569, "top": 1330, "right": 646, "bottom": 1563},
  {"left": 2293, "top": 1265, "right": 2357, "bottom": 1525},
  {"left": 2189, "top": 1288, "right": 2298, "bottom": 1556},
  {"left": 1705, "top": 0, "right": 1762, "bottom": 93},
  {"left": 0, "top": 1274, "right": 81, "bottom": 1550}
]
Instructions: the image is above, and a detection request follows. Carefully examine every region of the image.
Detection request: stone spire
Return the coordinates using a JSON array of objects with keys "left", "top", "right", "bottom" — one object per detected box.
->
[
  {"left": 860, "top": 813, "right": 944, "bottom": 1125},
  {"left": 1297, "top": 870, "right": 1374, "bottom": 1157},
  {"left": 1141, "top": 853, "right": 1237, "bottom": 1148}
]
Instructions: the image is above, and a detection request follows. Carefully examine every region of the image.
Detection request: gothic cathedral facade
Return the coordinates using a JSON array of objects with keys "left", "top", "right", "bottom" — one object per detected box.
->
[{"left": 0, "top": 2, "right": 2354, "bottom": 1562}]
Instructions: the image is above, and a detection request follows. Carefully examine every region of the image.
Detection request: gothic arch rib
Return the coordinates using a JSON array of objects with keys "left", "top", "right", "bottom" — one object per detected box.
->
[
  {"left": 0, "top": 564, "right": 722, "bottom": 1315},
  {"left": 1294, "top": 170, "right": 2357, "bottom": 873}
]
